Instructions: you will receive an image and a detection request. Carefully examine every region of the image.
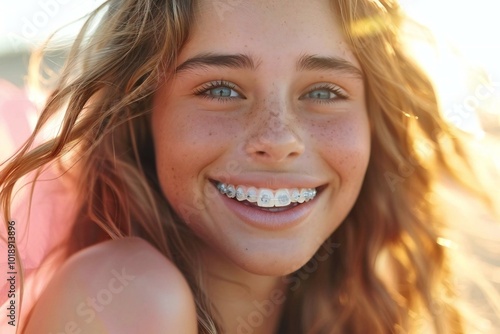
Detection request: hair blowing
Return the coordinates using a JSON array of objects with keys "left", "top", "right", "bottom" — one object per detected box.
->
[{"left": 0, "top": 0, "right": 486, "bottom": 333}]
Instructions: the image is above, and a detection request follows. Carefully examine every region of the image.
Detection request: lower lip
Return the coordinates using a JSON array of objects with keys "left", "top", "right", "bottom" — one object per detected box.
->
[{"left": 215, "top": 185, "right": 319, "bottom": 231}]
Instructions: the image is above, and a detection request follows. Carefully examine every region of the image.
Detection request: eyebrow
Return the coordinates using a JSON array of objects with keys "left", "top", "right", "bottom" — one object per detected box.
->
[
  {"left": 175, "top": 53, "right": 256, "bottom": 74},
  {"left": 296, "top": 54, "right": 363, "bottom": 78},
  {"left": 175, "top": 52, "right": 363, "bottom": 78}
]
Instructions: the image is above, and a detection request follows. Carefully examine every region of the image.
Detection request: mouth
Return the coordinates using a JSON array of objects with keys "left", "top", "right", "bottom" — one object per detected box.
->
[{"left": 212, "top": 180, "right": 323, "bottom": 213}]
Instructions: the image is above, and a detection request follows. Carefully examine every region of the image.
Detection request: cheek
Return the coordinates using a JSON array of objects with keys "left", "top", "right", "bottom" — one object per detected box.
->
[
  {"left": 312, "top": 113, "right": 371, "bottom": 182},
  {"left": 151, "top": 102, "right": 239, "bottom": 205}
]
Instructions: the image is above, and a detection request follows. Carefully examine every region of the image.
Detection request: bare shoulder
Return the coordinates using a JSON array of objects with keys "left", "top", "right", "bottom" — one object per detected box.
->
[{"left": 24, "top": 237, "right": 198, "bottom": 334}]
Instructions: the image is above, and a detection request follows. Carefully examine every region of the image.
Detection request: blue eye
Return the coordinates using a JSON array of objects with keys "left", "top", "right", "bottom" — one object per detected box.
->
[
  {"left": 205, "top": 86, "right": 240, "bottom": 98},
  {"left": 300, "top": 84, "right": 348, "bottom": 104},
  {"left": 305, "top": 89, "right": 335, "bottom": 100},
  {"left": 194, "top": 80, "right": 243, "bottom": 101}
]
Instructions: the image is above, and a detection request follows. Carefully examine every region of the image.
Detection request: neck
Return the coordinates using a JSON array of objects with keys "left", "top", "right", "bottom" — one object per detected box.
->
[{"left": 201, "top": 249, "right": 288, "bottom": 334}]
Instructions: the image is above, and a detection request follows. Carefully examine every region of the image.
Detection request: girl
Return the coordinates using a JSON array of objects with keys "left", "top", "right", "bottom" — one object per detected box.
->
[{"left": 1, "top": 0, "right": 498, "bottom": 333}]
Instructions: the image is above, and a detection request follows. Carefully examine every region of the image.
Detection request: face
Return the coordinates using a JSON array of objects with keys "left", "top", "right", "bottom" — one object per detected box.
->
[{"left": 152, "top": 0, "right": 370, "bottom": 276}]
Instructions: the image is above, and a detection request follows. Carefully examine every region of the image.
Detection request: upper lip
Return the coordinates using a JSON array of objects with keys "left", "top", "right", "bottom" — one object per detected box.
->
[{"left": 209, "top": 173, "right": 326, "bottom": 190}]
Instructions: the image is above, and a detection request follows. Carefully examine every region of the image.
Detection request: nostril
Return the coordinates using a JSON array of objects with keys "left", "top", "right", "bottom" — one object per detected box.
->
[{"left": 246, "top": 131, "right": 305, "bottom": 162}]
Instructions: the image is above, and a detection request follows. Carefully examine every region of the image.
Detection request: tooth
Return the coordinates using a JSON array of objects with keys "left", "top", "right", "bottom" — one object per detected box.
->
[
  {"left": 290, "top": 188, "right": 300, "bottom": 203},
  {"left": 309, "top": 190, "right": 315, "bottom": 201},
  {"left": 236, "top": 186, "right": 246, "bottom": 201},
  {"left": 274, "top": 189, "right": 291, "bottom": 207},
  {"left": 217, "top": 183, "right": 227, "bottom": 194},
  {"left": 246, "top": 187, "right": 258, "bottom": 203},
  {"left": 226, "top": 185, "right": 236, "bottom": 198},
  {"left": 303, "top": 189, "right": 312, "bottom": 202},
  {"left": 257, "top": 189, "right": 274, "bottom": 207},
  {"left": 298, "top": 189, "right": 307, "bottom": 203}
]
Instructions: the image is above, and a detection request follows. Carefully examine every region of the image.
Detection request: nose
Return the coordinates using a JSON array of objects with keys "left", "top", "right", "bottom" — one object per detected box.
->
[{"left": 245, "top": 108, "right": 305, "bottom": 163}]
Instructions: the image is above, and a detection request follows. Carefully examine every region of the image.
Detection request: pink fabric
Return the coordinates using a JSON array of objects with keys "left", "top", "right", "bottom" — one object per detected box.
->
[{"left": 0, "top": 80, "right": 77, "bottom": 331}]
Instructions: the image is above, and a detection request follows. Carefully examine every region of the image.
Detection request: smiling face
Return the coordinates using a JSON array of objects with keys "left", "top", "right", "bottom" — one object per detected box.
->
[{"left": 151, "top": 0, "right": 370, "bottom": 276}]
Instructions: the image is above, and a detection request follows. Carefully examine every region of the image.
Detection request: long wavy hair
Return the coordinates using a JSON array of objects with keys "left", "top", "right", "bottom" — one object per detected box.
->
[{"left": 0, "top": 0, "right": 492, "bottom": 333}]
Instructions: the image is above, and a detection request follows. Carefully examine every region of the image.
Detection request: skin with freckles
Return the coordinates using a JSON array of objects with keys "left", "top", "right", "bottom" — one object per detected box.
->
[
  {"left": 25, "top": 1, "right": 372, "bottom": 330},
  {"left": 8, "top": 0, "right": 496, "bottom": 333},
  {"left": 152, "top": 0, "right": 370, "bottom": 278}
]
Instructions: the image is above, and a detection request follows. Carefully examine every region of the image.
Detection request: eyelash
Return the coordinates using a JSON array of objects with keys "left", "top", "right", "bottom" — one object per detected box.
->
[
  {"left": 193, "top": 80, "right": 243, "bottom": 103},
  {"left": 300, "top": 84, "right": 349, "bottom": 104},
  {"left": 193, "top": 81, "right": 349, "bottom": 104}
]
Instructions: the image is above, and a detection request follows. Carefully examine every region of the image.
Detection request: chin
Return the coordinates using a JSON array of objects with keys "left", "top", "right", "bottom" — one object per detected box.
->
[{"left": 225, "top": 244, "right": 321, "bottom": 277}]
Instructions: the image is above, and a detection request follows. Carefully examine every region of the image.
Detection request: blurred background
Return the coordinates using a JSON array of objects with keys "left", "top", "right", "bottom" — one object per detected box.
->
[
  {"left": 0, "top": 1, "right": 104, "bottom": 85},
  {"left": 0, "top": 0, "right": 499, "bottom": 332}
]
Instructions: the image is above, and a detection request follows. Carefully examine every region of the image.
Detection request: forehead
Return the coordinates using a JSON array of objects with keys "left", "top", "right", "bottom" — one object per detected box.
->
[{"left": 182, "top": 0, "right": 359, "bottom": 67}]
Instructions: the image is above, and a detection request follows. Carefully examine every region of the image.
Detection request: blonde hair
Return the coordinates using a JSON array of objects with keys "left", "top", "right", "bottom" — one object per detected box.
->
[{"left": 0, "top": 0, "right": 495, "bottom": 333}]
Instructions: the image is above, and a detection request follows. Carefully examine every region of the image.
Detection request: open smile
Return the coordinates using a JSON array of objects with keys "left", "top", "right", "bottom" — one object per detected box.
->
[
  {"left": 210, "top": 179, "right": 326, "bottom": 230},
  {"left": 216, "top": 182, "right": 317, "bottom": 208}
]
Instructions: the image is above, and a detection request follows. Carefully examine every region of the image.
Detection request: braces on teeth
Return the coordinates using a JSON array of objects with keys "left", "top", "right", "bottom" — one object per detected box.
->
[{"left": 216, "top": 182, "right": 317, "bottom": 208}]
